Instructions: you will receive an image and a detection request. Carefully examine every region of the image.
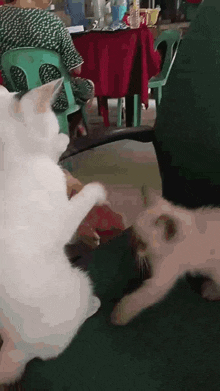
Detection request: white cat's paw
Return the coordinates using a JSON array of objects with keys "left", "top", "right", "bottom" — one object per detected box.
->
[
  {"left": 87, "top": 296, "right": 101, "bottom": 318},
  {"left": 201, "top": 280, "right": 220, "bottom": 301},
  {"left": 57, "top": 133, "right": 69, "bottom": 153},
  {"left": 84, "top": 183, "right": 107, "bottom": 205}
]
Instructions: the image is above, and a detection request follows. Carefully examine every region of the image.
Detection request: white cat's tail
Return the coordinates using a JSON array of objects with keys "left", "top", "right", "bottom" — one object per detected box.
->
[{"left": 66, "top": 182, "right": 107, "bottom": 238}]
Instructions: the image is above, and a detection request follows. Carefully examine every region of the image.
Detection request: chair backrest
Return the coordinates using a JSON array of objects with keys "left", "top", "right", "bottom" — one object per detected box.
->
[
  {"left": 154, "top": 29, "right": 182, "bottom": 82},
  {"left": 1, "top": 47, "right": 78, "bottom": 113}
]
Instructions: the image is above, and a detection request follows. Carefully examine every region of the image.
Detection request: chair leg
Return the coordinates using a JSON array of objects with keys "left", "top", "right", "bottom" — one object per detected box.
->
[
  {"left": 56, "top": 113, "right": 69, "bottom": 136},
  {"left": 154, "top": 87, "right": 162, "bottom": 113},
  {"left": 133, "top": 94, "right": 141, "bottom": 127},
  {"left": 81, "top": 105, "right": 88, "bottom": 134},
  {"left": 117, "top": 98, "right": 123, "bottom": 127},
  {"left": 97, "top": 97, "right": 102, "bottom": 116},
  {"left": 137, "top": 95, "right": 142, "bottom": 126},
  {"left": 99, "top": 97, "right": 110, "bottom": 127}
]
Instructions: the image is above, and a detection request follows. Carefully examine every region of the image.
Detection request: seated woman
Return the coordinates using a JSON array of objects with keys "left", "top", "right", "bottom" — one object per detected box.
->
[{"left": 0, "top": 0, "right": 94, "bottom": 136}]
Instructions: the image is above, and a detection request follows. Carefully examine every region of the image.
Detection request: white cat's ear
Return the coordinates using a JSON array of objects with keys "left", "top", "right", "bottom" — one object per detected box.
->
[
  {"left": 20, "top": 78, "right": 64, "bottom": 114},
  {"left": 0, "top": 85, "right": 9, "bottom": 96},
  {"left": 0, "top": 85, "right": 8, "bottom": 92}
]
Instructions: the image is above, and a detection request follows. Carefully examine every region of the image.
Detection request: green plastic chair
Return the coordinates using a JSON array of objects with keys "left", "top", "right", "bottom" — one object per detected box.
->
[
  {"left": 117, "top": 29, "right": 182, "bottom": 127},
  {"left": 1, "top": 47, "right": 87, "bottom": 137}
]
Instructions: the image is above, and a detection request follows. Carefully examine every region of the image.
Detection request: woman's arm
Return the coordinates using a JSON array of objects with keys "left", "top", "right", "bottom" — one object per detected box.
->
[{"left": 57, "top": 20, "right": 84, "bottom": 75}]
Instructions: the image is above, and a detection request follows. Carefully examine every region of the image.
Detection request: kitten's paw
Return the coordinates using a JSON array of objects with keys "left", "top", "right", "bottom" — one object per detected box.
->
[
  {"left": 84, "top": 183, "right": 107, "bottom": 205},
  {"left": 201, "top": 279, "right": 220, "bottom": 301},
  {"left": 111, "top": 299, "right": 135, "bottom": 326}
]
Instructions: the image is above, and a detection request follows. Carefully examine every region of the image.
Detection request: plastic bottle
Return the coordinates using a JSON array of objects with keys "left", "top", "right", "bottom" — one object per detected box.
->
[
  {"left": 104, "top": 1, "right": 113, "bottom": 26},
  {"left": 93, "top": 0, "right": 105, "bottom": 27},
  {"left": 111, "top": 0, "right": 127, "bottom": 23},
  {"left": 129, "top": 0, "right": 140, "bottom": 29}
]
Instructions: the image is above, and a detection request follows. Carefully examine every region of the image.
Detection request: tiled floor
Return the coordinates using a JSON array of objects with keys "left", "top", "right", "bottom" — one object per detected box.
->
[{"left": 69, "top": 98, "right": 162, "bottom": 228}]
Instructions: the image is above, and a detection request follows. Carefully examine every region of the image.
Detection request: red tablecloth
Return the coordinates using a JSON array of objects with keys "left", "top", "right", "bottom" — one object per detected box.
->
[
  {"left": 73, "top": 26, "right": 161, "bottom": 106},
  {"left": 185, "top": 0, "right": 202, "bottom": 3},
  {"left": 0, "top": 27, "right": 160, "bottom": 121}
]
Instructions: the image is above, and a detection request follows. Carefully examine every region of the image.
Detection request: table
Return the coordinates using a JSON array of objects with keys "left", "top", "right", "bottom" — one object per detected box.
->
[
  {"left": 0, "top": 27, "right": 161, "bottom": 127},
  {"left": 72, "top": 26, "right": 161, "bottom": 126}
]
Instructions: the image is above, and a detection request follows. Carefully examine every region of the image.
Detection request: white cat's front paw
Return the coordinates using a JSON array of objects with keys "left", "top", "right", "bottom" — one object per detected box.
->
[
  {"left": 52, "top": 133, "right": 69, "bottom": 162},
  {"left": 201, "top": 280, "right": 220, "bottom": 301},
  {"left": 87, "top": 296, "right": 101, "bottom": 318},
  {"left": 57, "top": 133, "right": 69, "bottom": 152},
  {"left": 84, "top": 183, "right": 107, "bottom": 205}
]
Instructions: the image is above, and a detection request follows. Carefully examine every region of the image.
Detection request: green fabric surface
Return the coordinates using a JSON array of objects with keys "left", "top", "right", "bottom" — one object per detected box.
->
[
  {"left": 153, "top": 0, "right": 220, "bottom": 207},
  {"left": 14, "top": 231, "right": 220, "bottom": 390}
]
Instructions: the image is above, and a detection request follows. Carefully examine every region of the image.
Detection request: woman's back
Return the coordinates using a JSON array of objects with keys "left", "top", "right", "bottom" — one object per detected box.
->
[{"left": 0, "top": 5, "right": 85, "bottom": 109}]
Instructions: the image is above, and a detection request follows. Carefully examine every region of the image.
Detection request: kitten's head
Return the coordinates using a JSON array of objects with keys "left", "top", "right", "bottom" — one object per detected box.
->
[
  {"left": 132, "top": 190, "right": 195, "bottom": 276},
  {"left": 0, "top": 79, "right": 68, "bottom": 164}
]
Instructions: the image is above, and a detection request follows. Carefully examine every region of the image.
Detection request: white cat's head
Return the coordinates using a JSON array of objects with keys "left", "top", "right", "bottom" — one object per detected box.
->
[{"left": 0, "top": 79, "right": 68, "bottom": 164}]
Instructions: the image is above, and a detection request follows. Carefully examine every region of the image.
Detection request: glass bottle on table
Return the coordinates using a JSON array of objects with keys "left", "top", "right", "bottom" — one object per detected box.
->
[{"left": 129, "top": 0, "right": 140, "bottom": 29}]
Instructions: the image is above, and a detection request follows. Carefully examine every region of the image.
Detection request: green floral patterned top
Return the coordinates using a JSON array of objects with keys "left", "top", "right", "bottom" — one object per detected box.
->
[{"left": 0, "top": 6, "right": 92, "bottom": 110}]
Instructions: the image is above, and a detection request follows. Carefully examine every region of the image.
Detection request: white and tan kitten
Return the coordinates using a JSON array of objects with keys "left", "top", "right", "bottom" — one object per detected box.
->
[
  {"left": 111, "top": 190, "right": 220, "bottom": 325},
  {"left": 0, "top": 80, "right": 106, "bottom": 384}
]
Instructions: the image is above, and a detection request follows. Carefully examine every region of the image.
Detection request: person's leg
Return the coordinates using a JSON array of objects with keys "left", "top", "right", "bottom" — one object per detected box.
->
[
  {"left": 70, "top": 78, "right": 95, "bottom": 134},
  {"left": 73, "top": 78, "right": 95, "bottom": 105},
  {"left": 68, "top": 109, "right": 83, "bottom": 140}
]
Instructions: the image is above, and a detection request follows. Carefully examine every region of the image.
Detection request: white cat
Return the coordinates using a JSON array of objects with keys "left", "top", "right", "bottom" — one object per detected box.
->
[
  {"left": 0, "top": 79, "right": 106, "bottom": 384},
  {"left": 111, "top": 191, "right": 220, "bottom": 326}
]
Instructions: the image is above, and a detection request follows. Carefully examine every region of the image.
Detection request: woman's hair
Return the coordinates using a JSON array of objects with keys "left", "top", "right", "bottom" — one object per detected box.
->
[{"left": 4, "top": 0, "right": 16, "bottom": 3}]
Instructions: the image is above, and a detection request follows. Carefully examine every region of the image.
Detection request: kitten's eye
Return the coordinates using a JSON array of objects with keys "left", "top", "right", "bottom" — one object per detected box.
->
[
  {"left": 155, "top": 214, "right": 177, "bottom": 241},
  {"left": 165, "top": 219, "right": 176, "bottom": 240}
]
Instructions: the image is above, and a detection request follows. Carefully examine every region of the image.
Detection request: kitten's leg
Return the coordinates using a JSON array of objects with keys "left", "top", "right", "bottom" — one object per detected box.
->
[
  {"left": 201, "top": 279, "right": 220, "bottom": 301},
  {"left": 200, "top": 260, "right": 220, "bottom": 301},
  {"left": 111, "top": 260, "right": 181, "bottom": 326}
]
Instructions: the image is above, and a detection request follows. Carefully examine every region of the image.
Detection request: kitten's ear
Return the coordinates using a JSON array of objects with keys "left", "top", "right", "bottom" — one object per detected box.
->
[
  {"left": 154, "top": 214, "right": 177, "bottom": 241},
  {"left": 20, "top": 78, "right": 64, "bottom": 114},
  {"left": 147, "top": 188, "right": 163, "bottom": 206}
]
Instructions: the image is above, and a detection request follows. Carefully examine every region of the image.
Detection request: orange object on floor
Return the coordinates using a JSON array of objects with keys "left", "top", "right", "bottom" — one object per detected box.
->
[{"left": 65, "top": 171, "right": 125, "bottom": 244}]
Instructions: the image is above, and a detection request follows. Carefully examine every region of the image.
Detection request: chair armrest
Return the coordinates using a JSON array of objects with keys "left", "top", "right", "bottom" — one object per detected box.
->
[{"left": 58, "top": 125, "right": 154, "bottom": 162}]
